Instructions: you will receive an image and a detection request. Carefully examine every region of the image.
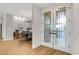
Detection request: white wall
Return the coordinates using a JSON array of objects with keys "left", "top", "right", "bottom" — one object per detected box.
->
[
  {"left": 6, "top": 13, "right": 14, "bottom": 40},
  {"left": 2, "top": 13, "right": 14, "bottom": 40},
  {"left": 71, "top": 4, "right": 79, "bottom": 55},
  {"left": 0, "top": 18, "right": 2, "bottom": 24},
  {"left": 32, "top": 4, "right": 42, "bottom": 48},
  {"left": 0, "top": 12, "right": 3, "bottom": 24}
]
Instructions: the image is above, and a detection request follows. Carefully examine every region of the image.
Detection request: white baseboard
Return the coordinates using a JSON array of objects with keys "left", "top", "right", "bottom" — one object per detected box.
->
[
  {"left": 3, "top": 37, "right": 13, "bottom": 41},
  {"left": 42, "top": 42, "right": 53, "bottom": 48},
  {"left": 32, "top": 41, "right": 42, "bottom": 49}
]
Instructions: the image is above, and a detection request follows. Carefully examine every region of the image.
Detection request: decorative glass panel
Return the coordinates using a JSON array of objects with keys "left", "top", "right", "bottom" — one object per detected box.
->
[
  {"left": 56, "top": 7, "right": 67, "bottom": 48},
  {"left": 44, "top": 11, "right": 51, "bottom": 43}
]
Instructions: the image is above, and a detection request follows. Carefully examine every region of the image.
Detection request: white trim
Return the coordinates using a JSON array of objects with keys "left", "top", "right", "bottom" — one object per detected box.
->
[{"left": 3, "top": 37, "right": 13, "bottom": 41}]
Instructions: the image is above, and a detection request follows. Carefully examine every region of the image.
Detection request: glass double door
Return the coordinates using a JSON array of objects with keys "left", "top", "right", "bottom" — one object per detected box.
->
[{"left": 44, "top": 7, "right": 70, "bottom": 52}]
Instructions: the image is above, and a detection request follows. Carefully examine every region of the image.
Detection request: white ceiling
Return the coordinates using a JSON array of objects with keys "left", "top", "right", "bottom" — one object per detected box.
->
[
  {"left": 0, "top": 3, "right": 32, "bottom": 17},
  {"left": 0, "top": 3, "right": 52, "bottom": 17}
]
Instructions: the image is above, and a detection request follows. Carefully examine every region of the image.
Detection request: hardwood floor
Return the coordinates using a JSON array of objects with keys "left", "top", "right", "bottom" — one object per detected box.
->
[{"left": 0, "top": 39, "right": 70, "bottom": 55}]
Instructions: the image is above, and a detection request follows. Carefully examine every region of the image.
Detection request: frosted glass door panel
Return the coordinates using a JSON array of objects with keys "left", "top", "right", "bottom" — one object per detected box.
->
[
  {"left": 56, "top": 7, "right": 67, "bottom": 48},
  {"left": 44, "top": 11, "right": 51, "bottom": 43}
]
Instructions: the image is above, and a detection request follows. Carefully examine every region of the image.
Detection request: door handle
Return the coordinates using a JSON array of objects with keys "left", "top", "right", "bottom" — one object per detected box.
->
[
  {"left": 50, "top": 32, "right": 56, "bottom": 34},
  {"left": 50, "top": 30, "right": 56, "bottom": 34}
]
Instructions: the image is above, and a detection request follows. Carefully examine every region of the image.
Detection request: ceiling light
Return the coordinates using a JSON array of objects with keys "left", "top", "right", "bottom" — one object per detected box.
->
[
  {"left": 13, "top": 16, "right": 18, "bottom": 19},
  {"left": 18, "top": 17, "right": 21, "bottom": 20},
  {"left": 22, "top": 17, "right": 25, "bottom": 20}
]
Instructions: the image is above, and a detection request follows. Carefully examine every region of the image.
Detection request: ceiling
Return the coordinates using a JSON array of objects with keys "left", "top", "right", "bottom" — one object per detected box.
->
[
  {"left": 0, "top": 3, "right": 52, "bottom": 17},
  {"left": 0, "top": 3, "right": 32, "bottom": 17}
]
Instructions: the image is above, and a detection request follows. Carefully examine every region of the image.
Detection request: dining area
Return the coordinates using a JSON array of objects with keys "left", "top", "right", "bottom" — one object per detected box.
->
[
  {"left": 13, "top": 28, "right": 32, "bottom": 42},
  {"left": 13, "top": 15, "right": 32, "bottom": 44}
]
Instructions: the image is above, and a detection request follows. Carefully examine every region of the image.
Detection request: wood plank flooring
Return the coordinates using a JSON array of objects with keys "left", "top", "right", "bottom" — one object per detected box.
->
[{"left": 0, "top": 39, "right": 70, "bottom": 55}]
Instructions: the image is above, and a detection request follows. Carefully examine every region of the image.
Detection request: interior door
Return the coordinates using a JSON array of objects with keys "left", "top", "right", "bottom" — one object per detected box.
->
[{"left": 54, "top": 7, "right": 70, "bottom": 53}]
